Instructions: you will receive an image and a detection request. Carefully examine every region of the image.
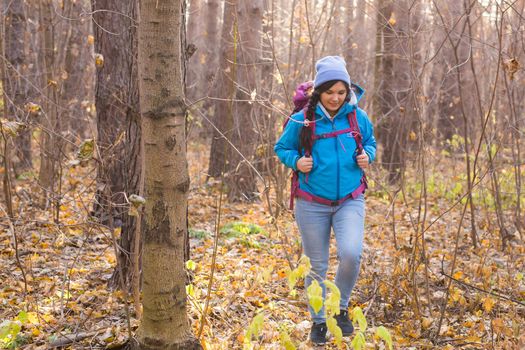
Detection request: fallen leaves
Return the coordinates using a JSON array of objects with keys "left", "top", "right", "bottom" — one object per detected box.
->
[{"left": 1, "top": 140, "right": 525, "bottom": 350}]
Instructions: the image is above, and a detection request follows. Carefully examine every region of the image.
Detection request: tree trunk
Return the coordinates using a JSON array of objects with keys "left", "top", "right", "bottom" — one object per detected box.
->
[
  {"left": 135, "top": 0, "right": 201, "bottom": 349},
  {"left": 3, "top": 0, "right": 32, "bottom": 173},
  {"left": 186, "top": 0, "right": 203, "bottom": 102},
  {"left": 91, "top": 0, "right": 142, "bottom": 289},
  {"left": 59, "top": 0, "right": 92, "bottom": 139},
  {"left": 225, "top": 1, "right": 263, "bottom": 200},
  {"left": 199, "top": 0, "right": 221, "bottom": 138},
  {"left": 374, "top": 0, "right": 409, "bottom": 183},
  {"left": 38, "top": 0, "right": 60, "bottom": 206},
  {"left": 436, "top": 0, "right": 469, "bottom": 143},
  {"left": 207, "top": 0, "right": 237, "bottom": 179}
]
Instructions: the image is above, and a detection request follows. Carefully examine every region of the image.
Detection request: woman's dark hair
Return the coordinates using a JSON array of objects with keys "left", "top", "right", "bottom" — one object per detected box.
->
[{"left": 299, "top": 80, "right": 350, "bottom": 153}]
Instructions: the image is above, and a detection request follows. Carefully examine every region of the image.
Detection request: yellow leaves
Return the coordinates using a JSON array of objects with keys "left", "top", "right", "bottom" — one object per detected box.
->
[
  {"left": 129, "top": 194, "right": 145, "bottom": 216},
  {"left": 87, "top": 35, "right": 94, "bottom": 45},
  {"left": 186, "top": 284, "right": 195, "bottom": 298},
  {"left": 55, "top": 290, "right": 71, "bottom": 300},
  {"left": 483, "top": 296, "right": 495, "bottom": 313},
  {"left": 516, "top": 272, "right": 523, "bottom": 282},
  {"left": 324, "top": 280, "right": 341, "bottom": 317},
  {"left": 307, "top": 280, "right": 323, "bottom": 314},
  {"left": 409, "top": 130, "right": 417, "bottom": 141},
  {"left": 351, "top": 331, "right": 366, "bottom": 350},
  {"left": 95, "top": 53, "right": 104, "bottom": 68},
  {"left": 258, "top": 265, "right": 273, "bottom": 284},
  {"left": 375, "top": 326, "right": 393, "bottom": 350},
  {"left": 502, "top": 57, "right": 520, "bottom": 80},
  {"left": 31, "top": 327, "right": 41, "bottom": 337},
  {"left": 492, "top": 318, "right": 513, "bottom": 337},
  {"left": 352, "top": 306, "right": 367, "bottom": 332},
  {"left": 15, "top": 311, "right": 39, "bottom": 326},
  {"left": 298, "top": 36, "right": 308, "bottom": 44},
  {"left": 287, "top": 256, "right": 310, "bottom": 291},
  {"left": 0, "top": 119, "right": 25, "bottom": 137},
  {"left": 76, "top": 139, "right": 95, "bottom": 162},
  {"left": 185, "top": 259, "right": 197, "bottom": 271},
  {"left": 279, "top": 329, "right": 296, "bottom": 350},
  {"left": 243, "top": 313, "right": 264, "bottom": 349},
  {"left": 452, "top": 271, "right": 463, "bottom": 279},
  {"left": 421, "top": 317, "right": 433, "bottom": 330},
  {"left": 388, "top": 12, "right": 396, "bottom": 26},
  {"left": 450, "top": 287, "right": 466, "bottom": 306},
  {"left": 327, "top": 317, "right": 342, "bottom": 346}
]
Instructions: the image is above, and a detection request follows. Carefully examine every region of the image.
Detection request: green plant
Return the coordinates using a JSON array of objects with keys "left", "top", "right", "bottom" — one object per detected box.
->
[
  {"left": 220, "top": 221, "right": 266, "bottom": 238},
  {"left": 189, "top": 228, "right": 210, "bottom": 239}
]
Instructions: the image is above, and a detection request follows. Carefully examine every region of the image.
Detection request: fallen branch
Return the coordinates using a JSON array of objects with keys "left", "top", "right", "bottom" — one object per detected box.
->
[
  {"left": 47, "top": 328, "right": 105, "bottom": 348},
  {"left": 440, "top": 259, "right": 525, "bottom": 307}
]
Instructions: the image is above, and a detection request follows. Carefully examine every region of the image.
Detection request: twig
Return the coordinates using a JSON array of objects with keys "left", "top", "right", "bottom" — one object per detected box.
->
[
  {"left": 47, "top": 327, "right": 107, "bottom": 348},
  {"left": 0, "top": 204, "right": 27, "bottom": 295},
  {"left": 107, "top": 203, "right": 133, "bottom": 341},
  {"left": 197, "top": 174, "right": 225, "bottom": 338},
  {"left": 440, "top": 262, "right": 525, "bottom": 307},
  {"left": 363, "top": 276, "right": 379, "bottom": 318}
]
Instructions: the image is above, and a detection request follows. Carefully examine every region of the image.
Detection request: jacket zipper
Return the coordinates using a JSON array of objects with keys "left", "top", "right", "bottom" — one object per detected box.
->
[{"left": 333, "top": 120, "right": 340, "bottom": 201}]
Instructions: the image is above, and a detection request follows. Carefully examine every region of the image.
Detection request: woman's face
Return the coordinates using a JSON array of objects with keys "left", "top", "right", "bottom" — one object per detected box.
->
[{"left": 319, "top": 81, "right": 348, "bottom": 116}]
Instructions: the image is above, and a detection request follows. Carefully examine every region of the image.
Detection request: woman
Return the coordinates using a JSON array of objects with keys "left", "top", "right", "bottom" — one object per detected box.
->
[{"left": 274, "top": 56, "right": 376, "bottom": 345}]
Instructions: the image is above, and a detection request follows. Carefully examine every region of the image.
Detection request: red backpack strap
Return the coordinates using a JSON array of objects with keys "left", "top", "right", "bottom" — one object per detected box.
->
[
  {"left": 348, "top": 110, "right": 368, "bottom": 192},
  {"left": 302, "top": 109, "right": 316, "bottom": 157},
  {"left": 347, "top": 110, "right": 363, "bottom": 153}
]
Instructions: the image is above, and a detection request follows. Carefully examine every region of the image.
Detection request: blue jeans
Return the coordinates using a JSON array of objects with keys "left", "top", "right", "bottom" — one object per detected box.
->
[{"left": 294, "top": 195, "right": 365, "bottom": 323}]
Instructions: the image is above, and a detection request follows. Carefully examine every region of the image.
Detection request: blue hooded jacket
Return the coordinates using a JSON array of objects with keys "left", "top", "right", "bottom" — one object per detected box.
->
[{"left": 274, "top": 84, "right": 376, "bottom": 201}]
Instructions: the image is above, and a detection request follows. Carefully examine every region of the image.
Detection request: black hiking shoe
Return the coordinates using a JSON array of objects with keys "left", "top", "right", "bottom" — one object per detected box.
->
[
  {"left": 310, "top": 322, "right": 328, "bottom": 345},
  {"left": 335, "top": 309, "right": 354, "bottom": 336}
]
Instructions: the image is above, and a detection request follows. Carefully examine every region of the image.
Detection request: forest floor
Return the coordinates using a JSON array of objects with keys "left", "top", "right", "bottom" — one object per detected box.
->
[{"left": 1, "top": 140, "right": 525, "bottom": 349}]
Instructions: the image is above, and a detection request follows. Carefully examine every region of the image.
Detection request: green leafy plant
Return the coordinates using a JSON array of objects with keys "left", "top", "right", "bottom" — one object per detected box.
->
[
  {"left": 0, "top": 312, "right": 31, "bottom": 349},
  {"left": 243, "top": 313, "right": 264, "bottom": 350},
  {"left": 189, "top": 228, "right": 210, "bottom": 239},
  {"left": 220, "top": 221, "right": 266, "bottom": 238}
]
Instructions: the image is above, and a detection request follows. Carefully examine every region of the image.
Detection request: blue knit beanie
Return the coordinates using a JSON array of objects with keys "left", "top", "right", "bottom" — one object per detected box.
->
[{"left": 313, "top": 56, "right": 351, "bottom": 88}]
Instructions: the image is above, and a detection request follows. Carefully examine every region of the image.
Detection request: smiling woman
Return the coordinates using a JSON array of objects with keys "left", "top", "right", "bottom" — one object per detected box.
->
[
  {"left": 319, "top": 81, "right": 348, "bottom": 117},
  {"left": 274, "top": 55, "right": 377, "bottom": 345}
]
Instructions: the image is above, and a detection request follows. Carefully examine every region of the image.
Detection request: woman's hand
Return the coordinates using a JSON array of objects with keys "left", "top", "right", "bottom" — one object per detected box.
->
[
  {"left": 297, "top": 156, "right": 313, "bottom": 173},
  {"left": 357, "top": 152, "right": 369, "bottom": 170}
]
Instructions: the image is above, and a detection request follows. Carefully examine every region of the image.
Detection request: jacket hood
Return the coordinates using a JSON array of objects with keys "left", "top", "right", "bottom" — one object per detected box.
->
[{"left": 349, "top": 83, "right": 365, "bottom": 105}]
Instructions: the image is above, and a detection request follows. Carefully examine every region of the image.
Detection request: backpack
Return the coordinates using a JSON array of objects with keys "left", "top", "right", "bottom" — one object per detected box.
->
[{"left": 284, "top": 81, "right": 367, "bottom": 210}]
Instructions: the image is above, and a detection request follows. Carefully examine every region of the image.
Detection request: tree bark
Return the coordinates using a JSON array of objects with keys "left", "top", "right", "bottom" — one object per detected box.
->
[
  {"left": 3, "top": 0, "right": 32, "bottom": 173},
  {"left": 59, "top": 0, "right": 92, "bottom": 139},
  {"left": 207, "top": 0, "right": 237, "bottom": 179},
  {"left": 199, "top": 0, "right": 221, "bottom": 137},
  {"left": 225, "top": 1, "right": 263, "bottom": 200},
  {"left": 91, "top": 0, "right": 142, "bottom": 289},
  {"left": 374, "top": 0, "right": 410, "bottom": 183},
  {"left": 134, "top": 0, "right": 201, "bottom": 348},
  {"left": 186, "top": 0, "right": 203, "bottom": 102},
  {"left": 38, "top": 0, "right": 60, "bottom": 205}
]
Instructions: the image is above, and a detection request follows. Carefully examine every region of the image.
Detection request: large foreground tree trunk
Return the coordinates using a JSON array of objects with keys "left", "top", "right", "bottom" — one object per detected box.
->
[
  {"left": 134, "top": 0, "right": 201, "bottom": 349},
  {"left": 91, "top": 0, "right": 142, "bottom": 289}
]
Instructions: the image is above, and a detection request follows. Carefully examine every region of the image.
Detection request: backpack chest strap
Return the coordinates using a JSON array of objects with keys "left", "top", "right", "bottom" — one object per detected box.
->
[{"left": 313, "top": 127, "right": 356, "bottom": 140}]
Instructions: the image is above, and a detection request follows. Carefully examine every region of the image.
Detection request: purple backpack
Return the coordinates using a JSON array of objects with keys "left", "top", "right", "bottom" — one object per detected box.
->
[{"left": 283, "top": 81, "right": 314, "bottom": 129}]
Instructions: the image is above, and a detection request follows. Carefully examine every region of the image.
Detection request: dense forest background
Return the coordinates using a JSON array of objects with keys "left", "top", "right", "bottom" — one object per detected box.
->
[{"left": 0, "top": 0, "right": 524, "bottom": 349}]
